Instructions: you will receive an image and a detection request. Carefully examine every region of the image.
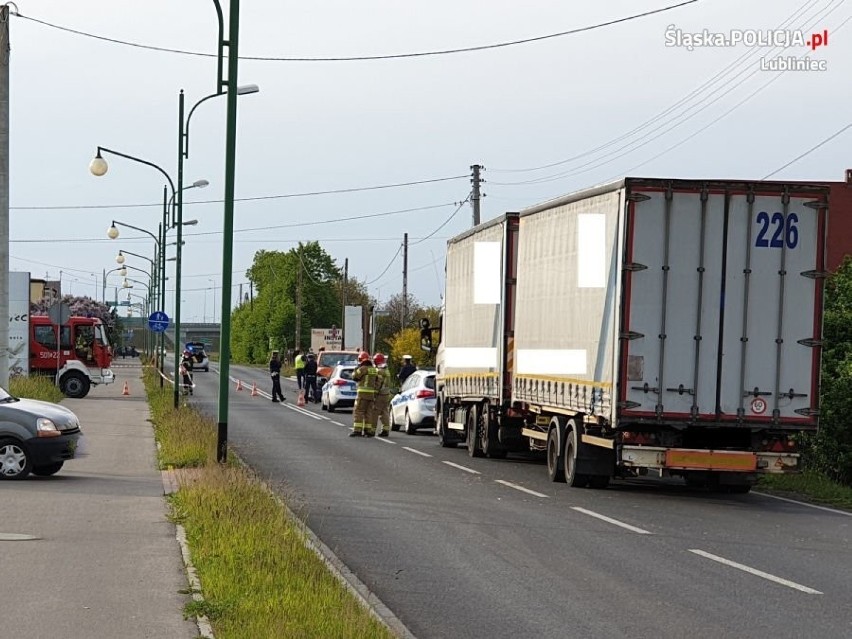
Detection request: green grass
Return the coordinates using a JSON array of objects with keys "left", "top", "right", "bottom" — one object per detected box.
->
[
  {"left": 757, "top": 470, "right": 852, "bottom": 511},
  {"left": 9, "top": 375, "right": 65, "bottom": 403},
  {"left": 141, "top": 369, "right": 394, "bottom": 639}
]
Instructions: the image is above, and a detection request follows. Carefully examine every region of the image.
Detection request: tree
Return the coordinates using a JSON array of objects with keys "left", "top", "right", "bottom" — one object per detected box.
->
[{"left": 30, "top": 295, "right": 123, "bottom": 346}]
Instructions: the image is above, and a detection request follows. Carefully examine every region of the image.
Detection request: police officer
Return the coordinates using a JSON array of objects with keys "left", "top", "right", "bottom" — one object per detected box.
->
[
  {"left": 398, "top": 355, "right": 416, "bottom": 385},
  {"left": 294, "top": 349, "right": 306, "bottom": 390},
  {"left": 373, "top": 353, "right": 393, "bottom": 437},
  {"left": 351, "top": 351, "right": 384, "bottom": 437},
  {"left": 303, "top": 352, "right": 319, "bottom": 403},
  {"left": 269, "top": 351, "right": 285, "bottom": 403}
]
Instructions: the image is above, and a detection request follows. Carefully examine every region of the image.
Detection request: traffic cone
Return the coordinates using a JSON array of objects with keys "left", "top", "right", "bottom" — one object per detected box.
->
[
  {"left": 250, "top": 382, "right": 258, "bottom": 397},
  {"left": 236, "top": 379, "right": 243, "bottom": 391},
  {"left": 122, "top": 381, "right": 130, "bottom": 396},
  {"left": 297, "top": 390, "right": 305, "bottom": 407}
]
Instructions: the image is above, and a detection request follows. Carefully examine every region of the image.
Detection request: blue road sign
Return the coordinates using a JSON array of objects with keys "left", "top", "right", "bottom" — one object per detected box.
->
[{"left": 148, "top": 311, "right": 170, "bottom": 333}]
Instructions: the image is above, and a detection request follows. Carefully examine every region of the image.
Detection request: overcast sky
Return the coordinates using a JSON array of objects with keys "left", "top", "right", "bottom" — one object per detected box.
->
[{"left": 9, "top": 0, "right": 850, "bottom": 321}]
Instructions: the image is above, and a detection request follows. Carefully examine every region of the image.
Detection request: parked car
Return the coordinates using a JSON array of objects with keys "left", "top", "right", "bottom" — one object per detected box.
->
[
  {"left": 185, "top": 342, "right": 209, "bottom": 372},
  {"left": 0, "top": 387, "right": 83, "bottom": 480},
  {"left": 390, "top": 370, "right": 436, "bottom": 434},
  {"left": 320, "top": 364, "right": 358, "bottom": 413},
  {"left": 316, "top": 350, "right": 360, "bottom": 386}
]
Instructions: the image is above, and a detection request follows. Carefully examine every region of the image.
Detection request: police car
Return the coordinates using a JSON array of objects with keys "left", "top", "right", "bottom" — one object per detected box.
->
[
  {"left": 320, "top": 364, "right": 358, "bottom": 412},
  {"left": 185, "top": 342, "right": 209, "bottom": 372},
  {"left": 390, "top": 370, "right": 436, "bottom": 434}
]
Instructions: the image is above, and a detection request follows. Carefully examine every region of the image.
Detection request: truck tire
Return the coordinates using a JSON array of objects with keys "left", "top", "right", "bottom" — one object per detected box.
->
[
  {"left": 60, "top": 372, "right": 91, "bottom": 399},
  {"left": 0, "top": 437, "right": 32, "bottom": 480},
  {"left": 481, "top": 404, "right": 507, "bottom": 459},
  {"left": 547, "top": 428, "right": 565, "bottom": 482},
  {"left": 436, "top": 398, "right": 456, "bottom": 448},
  {"left": 467, "top": 404, "right": 484, "bottom": 458},
  {"left": 563, "top": 424, "right": 588, "bottom": 487}
]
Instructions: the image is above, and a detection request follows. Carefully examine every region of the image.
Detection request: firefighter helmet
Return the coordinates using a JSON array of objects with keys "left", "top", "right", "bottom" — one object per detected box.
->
[
  {"left": 358, "top": 351, "right": 370, "bottom": 363},
  {"left": 373, "top": 353, "right": 386, "bottom": 366}
]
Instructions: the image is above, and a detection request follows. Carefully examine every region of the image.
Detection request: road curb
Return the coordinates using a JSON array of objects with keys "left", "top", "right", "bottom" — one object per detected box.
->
[{"left": 162, "top": 468, "right": 215, "bottom": 639}]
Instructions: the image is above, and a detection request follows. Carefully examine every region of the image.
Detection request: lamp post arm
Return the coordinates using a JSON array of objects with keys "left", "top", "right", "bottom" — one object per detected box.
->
[
  {"left": 212, "top": 0, "right": 225, "bottom": 91},
  {"left": 119, "top": 249, "right": 154, "bottom": 267},
  {"left": 114, "top": 221, "right": 161, "bottom": 249},
  {"left": 97, "top": 146, "right": 176, "bottom": 202},
  {"left": 183, "top": 91, "right": 224, "bottom": 160}
]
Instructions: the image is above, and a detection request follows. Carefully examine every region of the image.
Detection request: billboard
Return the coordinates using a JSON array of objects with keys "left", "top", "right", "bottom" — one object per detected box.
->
[
  {"left": 311, "top": 326, "right": 343, "bottom": 352},
  {"left": 344, "top": 306, "right": 362, "bottom": 350},
  {"left": 10, "top": 272, "right": 31, "bottom": 376}
]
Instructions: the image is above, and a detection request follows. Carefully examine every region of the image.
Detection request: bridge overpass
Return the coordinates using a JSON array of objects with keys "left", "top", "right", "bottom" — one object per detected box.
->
[{"left": 120, "top": 319, "right": 221, "bottom": 352}]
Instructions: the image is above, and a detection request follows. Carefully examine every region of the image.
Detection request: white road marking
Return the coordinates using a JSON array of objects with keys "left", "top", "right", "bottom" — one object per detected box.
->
[
  {"left": 442, "top": 461, "right": 481, "bottom": 475},
  {"left": 753, "top": 491, "right": 852, "bottom": 517},
  {"left": 285, "top": 404, "right": 322, "bottom": 420},
  {"left": 688, "top": 549, "right": 823, "bottom": 595},
  {"left": 402, "top": 446, "right": 432, "bottom": 458},
  {"left": 571, "top": 507, "right": 652, "bottom": 534},
  {"left": 495, "top": 480, "right": 548, "bottom": 498},
  {"left": 377, "top": 438, "right": 396, "bottom": 445},
  {"left": 331, "top": 421, "right": 345, "bottom": 427}
]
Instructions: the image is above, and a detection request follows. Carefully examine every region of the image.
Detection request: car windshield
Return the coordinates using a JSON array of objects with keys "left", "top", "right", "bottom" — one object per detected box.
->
[{"left": 320, "top": 352, "right": 358, "bottom": 367}]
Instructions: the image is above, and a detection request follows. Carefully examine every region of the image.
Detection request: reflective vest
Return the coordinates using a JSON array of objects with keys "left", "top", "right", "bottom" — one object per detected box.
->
[
  {"left": 353, "top": 364, "right": 383, "bottom": 395},
  {"left": 294, "top": 355, "right": 306, "bottom": 370}
]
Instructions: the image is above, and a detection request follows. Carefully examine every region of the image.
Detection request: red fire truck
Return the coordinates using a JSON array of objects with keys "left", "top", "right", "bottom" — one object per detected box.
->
[{"left": 29, "top": 315, "right": 115, "bottom": 398}]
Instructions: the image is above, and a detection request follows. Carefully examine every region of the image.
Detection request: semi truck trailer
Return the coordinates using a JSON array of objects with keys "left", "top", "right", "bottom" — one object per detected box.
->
[{"left": 422, "top": 177, "right": 828, "bottom": 493}]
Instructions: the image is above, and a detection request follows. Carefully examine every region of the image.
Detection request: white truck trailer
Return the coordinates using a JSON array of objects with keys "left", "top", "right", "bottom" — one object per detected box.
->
[{"left": 422, "top": 177, "right": 828, "bottom": 492}]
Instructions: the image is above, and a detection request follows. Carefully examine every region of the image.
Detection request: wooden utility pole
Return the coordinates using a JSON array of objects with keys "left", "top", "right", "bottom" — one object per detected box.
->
[
  {"left": 295, "top": 246, "right": 303, "bottom": 349},
  {"left": 402, "top": 233, "right": 408, "bottom": 329},
  {"left": 341, "top": 257, "right": 348, "bottom": 348}
]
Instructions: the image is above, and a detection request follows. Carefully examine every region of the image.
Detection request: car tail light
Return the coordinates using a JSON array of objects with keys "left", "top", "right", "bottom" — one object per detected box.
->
[
  {"left": 415, "top": 389, "right": 435, "bottom": 399},
  {"left": 332, "top": 379, "right": 349, "bottom": 386}
]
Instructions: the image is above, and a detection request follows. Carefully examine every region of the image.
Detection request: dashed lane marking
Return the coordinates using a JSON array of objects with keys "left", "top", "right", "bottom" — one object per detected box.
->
[
  {"left": 377, "top": 438, "right": 397, "bottom": 445},
  {"left": 495, "top": 480, "right": 548, "bottom": 498},
  {"left": 331, "top": 421, "right": 345, "bottom": 427},
  {"left": 571, "top": 507, "right": 652, "bottom": 535},
  {"left": 688, "top": 549, "right": 822, "bottom": 595},
  {"left": 442, "top": 461, "right": 481, "bottom": 475},
  {"left": 401, "top": 446, "right": 432, "bottom": 458}
]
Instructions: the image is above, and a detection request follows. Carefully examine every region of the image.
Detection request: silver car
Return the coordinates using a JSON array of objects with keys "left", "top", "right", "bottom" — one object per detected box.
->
[
  {"left": 320, "top": 365, "right": 358, "bottom": 413},
  {"left": 390, "top": 370, "right": 436, "bottom": 434}
]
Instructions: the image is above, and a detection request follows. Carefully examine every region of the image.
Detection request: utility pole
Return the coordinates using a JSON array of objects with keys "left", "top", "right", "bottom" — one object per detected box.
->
[
  {"left": 402, "top": 233, "right": 408, "bottom": 329},
  {"left": 0, "top": 5, "right": 10, "bottom": 389},
  {"left": 471, "top": 164, "right": 485, "bottom": 226},
  {"left": 341, "top": 257, "right": 348, "bottom": 349},
  {"left": 295, "top": 246, "right": 303, "bottom": 350}
]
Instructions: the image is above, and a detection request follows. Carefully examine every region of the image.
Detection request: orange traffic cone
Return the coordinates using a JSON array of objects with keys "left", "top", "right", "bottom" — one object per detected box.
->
[
  {"left": 251, "top": 382, "right": 258, "bottom": 397},
  {"left": 297, "top": 390, "right": 305, "bottom": 407},
  {"left": 122, "top": 381, "right": 130, "bottom": 396},
  {"left": 236, "top": 379, "right": 243, "bottom": 391}
]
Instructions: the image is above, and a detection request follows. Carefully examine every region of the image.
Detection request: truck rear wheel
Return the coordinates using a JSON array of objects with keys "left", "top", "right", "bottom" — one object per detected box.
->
[
  {"left": 563, "top": 424, "right": 588, "bottom": 487},
  {"left": 547, "top": 428, "right": 565, "bottom": 482},
  {"left": 60, "top": 372, "right": 90, "bottom": 399},
  {"left": 480, "top": 405, "right": 506, "bottom": 459},
  {"left": 467, "top": 404, "right": 484, "bottom": 458},
  {"left": 436, "top": 398, "right": 456, "bottom": 448}
]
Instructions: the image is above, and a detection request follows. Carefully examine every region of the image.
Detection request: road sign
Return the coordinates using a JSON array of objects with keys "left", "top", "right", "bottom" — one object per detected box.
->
[
  {"left": 47, "top": 302, "right": 72, "bottom": 326},
  {"left": 148, "top": 311, "right": 170, "bottom": 333}
]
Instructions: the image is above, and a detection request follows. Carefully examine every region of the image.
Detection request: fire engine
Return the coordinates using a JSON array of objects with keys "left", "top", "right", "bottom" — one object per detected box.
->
[{"left": 29, "top": 315, "right": 115, "bottom": 398}]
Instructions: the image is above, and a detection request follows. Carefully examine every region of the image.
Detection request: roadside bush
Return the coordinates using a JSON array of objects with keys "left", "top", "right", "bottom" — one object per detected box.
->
[{"left": 9, "top": 374, "right": 65, "bottom": 403}]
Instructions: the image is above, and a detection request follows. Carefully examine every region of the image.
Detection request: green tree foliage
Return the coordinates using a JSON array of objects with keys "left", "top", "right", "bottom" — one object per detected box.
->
[
  {"left": 234, "top": 243, "right": 348, "bottom": 363},
  {"left": 385, "top": 327, "right": 435, "bottom": 383},
  {"left": 803, "top": 257, "right": 852, "bottom": 484}
]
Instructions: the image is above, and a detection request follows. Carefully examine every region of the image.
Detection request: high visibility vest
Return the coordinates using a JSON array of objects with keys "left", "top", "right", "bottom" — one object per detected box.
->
[{"left": 294, "top": 355, "right": 306, "bottom": 370}]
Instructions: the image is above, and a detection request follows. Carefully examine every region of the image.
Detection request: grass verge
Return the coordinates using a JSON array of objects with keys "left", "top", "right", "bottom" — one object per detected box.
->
[
  {"left": 757, "top": 471, "right": 852, "bottom": 511},
  {"left": 9, "top": 375, "right": 65, "bottom": 403},
  {"left": 142, "top": 369, "right": 394, "bottom": 639}
]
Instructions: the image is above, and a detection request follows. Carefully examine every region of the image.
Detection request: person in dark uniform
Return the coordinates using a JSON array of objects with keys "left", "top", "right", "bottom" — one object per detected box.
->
[
  {"left": 303, "top": 352, "right": 319, "bottom": 403},
  {"left": 269, "top": 351, "right": 285, "bottom": 403},
  {"left": 398, "top": 355, "right": 416, "bottom": 385},
  {"left": 180, "top": 350, "right": 194, "bottom": 396}
]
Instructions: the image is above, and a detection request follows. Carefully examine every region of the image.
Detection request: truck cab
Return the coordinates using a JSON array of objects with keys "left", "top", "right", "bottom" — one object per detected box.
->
[{"left": 29, "top": 315, "right": 115, "bottom": 398}]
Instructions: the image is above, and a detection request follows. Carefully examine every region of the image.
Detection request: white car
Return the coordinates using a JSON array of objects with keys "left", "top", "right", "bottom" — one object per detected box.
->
[
  {"left": 185, "top": 342, "right": 209, "bottom": 372},
  {"left": 390, "top": 370, "right": 436, "bottom": 434},
  {"left": 320, "top": 365, "right": 358, "bottom": 413}
]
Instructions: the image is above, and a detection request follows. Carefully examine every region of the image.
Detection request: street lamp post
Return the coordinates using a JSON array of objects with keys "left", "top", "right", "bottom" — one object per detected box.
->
[
  {"left": 174, "top": 85, "right": 256, "bottom": 409},
  {"left": 102, "top": 266, "right": 127, "bottom": 304}
]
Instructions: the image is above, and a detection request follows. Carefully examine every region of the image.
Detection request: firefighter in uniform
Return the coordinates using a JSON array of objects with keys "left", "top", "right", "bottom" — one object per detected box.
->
[
  {"left": 373, "top": 353, "right": 393, "bottom": 437},
  {"left": 350, "top": 351, "right": 383, "bottom": 437}
]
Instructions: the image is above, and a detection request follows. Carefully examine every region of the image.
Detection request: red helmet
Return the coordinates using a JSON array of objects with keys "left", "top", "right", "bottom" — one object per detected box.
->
[
  {"left": 358, "top": 351, "right": 370, "bottom": 363},
  {"left": 373, "top": 353, "right": 386, "bottom": 365}
]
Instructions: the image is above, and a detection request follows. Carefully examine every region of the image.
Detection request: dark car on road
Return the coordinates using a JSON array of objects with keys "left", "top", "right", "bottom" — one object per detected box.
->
[{"left": 0, "top": 387, "right": 83, "bottom": 480}]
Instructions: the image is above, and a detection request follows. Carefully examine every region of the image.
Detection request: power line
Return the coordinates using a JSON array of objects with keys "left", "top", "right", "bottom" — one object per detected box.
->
[
  {"left": 488, "top": 0, "right": 837, "bottom": 180},
  {"left": 10, "top": 202, "right": 457, "bottom": 243},
  {"left": 10, "top": 176, "right": 467, "bottom": 211},
  {"left": 762, "top": 122, "right": 852, "bottom": 179},
  {"left": 13, "top": 2, "right": 698, "bottom": 62},
  {"left": 411, "top": 196, "right": 471, "bottom": 246},
  {"left": 365, "top": 244, "right": 403, "bottom": 285}
]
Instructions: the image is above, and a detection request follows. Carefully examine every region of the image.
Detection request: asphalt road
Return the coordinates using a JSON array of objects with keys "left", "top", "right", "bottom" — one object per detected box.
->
[{"left": 184, "top": 362, "right": 852, "bottom": 639}]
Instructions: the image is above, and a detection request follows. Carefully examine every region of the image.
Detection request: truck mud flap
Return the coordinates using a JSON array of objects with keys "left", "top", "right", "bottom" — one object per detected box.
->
[{"left": 575, "top": 438, "right": 615, "bottom": 477}]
